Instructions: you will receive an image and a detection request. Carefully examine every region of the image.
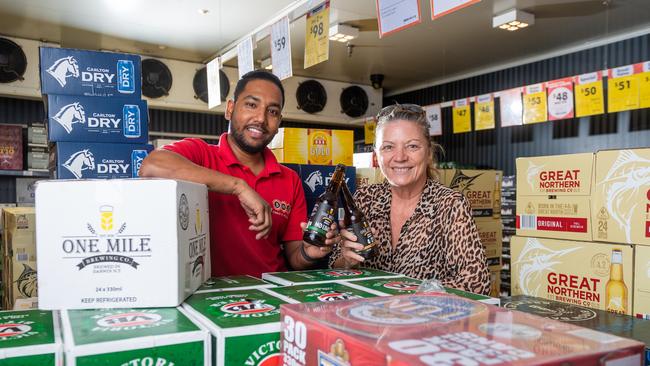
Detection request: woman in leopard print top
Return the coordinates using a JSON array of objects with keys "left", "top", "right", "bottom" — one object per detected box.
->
[{"left": 329, "top": 104, "right": 490, "bottom": 295}]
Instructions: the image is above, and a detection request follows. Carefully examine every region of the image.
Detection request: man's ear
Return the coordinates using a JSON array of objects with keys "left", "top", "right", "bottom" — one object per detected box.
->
[{"left": 225, "top": 99, "right": 235, "bottom": 120}]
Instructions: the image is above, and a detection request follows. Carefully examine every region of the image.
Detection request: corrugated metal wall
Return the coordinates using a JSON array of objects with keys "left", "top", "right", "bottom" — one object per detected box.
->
[{"left": 385, "top": 34, "right": 650, "bottom": 175}]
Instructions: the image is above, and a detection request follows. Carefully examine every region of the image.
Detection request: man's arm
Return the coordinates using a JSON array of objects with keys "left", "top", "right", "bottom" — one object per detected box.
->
[{"left": 139, "top": 149, "right": 272, "bottom": 239}]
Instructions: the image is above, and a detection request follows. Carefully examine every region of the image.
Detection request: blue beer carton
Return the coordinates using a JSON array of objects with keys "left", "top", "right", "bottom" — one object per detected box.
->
[
  {"left": 51, "top": 142, "right": 152, "bottom": 179},
  {"left": 46, "top": 95, "right": 148, "bottom": 143},
  {"left": 40, "top": 47, "right": 141, "bottom": 97},
  {"left": 283, "top": 164, "right": 356, "bottom": 217}
]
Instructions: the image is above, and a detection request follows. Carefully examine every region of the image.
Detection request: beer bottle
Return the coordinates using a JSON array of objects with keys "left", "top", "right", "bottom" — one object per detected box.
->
[
  {"left": 303, "top": 164, "right": 346, "bottom": 246},
  {"left": 605, "top": 249, "right": 628, "bottom": 314},
  {"left": 340, "top": 182, "right": 377, "bottom": 260}
]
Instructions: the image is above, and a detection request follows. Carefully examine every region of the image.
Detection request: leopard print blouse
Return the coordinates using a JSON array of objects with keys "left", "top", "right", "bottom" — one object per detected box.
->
[{"left": 329, "top": 178, "right": 490, "bottom": 295}]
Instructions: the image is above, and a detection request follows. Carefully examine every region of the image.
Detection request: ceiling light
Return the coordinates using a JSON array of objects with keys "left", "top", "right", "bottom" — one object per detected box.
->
[
  {"left": 260, "top": 58, "right": 272, "bottom": 70},
  {"left": 329, "top": 24, "right": 359, "bottom": 42},
  {"left": 493, "top": 9, "right": 534, "bottom": 31}
]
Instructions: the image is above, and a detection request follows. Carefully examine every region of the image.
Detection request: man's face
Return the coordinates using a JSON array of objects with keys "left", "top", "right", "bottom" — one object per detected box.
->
[{"left": 226, "top": 79, "right": 283, "bottom": 154}]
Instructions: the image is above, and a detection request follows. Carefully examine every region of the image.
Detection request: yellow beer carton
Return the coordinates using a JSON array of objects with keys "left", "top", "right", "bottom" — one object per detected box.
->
[
  {"left": 592, "top": 148, "right": 650, "bottom": 245},
  {"left": 634, "top": 245, "right": 650, "bottom": 318},
  {"left": 511, "top": 236, "right": 633, "bottom": 314},
  {"left": 269, "top": 127, "right": 353, "bottom": 165},
  {"left": 355, "top": 167, "right": 385, "bottom": 187},
  {"left": 2, "top": 207, "right": 38, "bottom": 310},
  {"left": 516, "top": 153, "right": 595, "bottom": 241},
  {"left": 475, "top": 218, "right": 503, "bottom": 259},
  {"left": 441, "top": 169, "right": 501, "bottom": 219}
]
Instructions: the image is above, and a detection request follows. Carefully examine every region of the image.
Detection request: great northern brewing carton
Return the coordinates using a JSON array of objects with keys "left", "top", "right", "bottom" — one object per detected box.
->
[
  {"left": 60, "top": 307, "right": 210, "bottom": 365},
  {"left": 345, "top": 276, "right": 501, "bottom": 305},
  {"left": 2, "top": 207, "right": 38, "bottom": 310},
  {"left": 269, "top": 127, "right": 353, "bottom": 166},
  {"left": 264, "top": 282, "right": 379, "bottom": 304},
  {"left": 592, "top": 148, "right": 650, "bottom": 246},
  {"left": 516, "top": 153, "right": 595, "bottom": 241},
  {"left": 511, "top": 236, "right": 633, "bottom": 314},
  {"left": 475, "top": 218, "right": 503, "bottom": 258},
  {"left": 195, "top": 275, "right": 275, "bottom": 294},
  {"left": 280, "top": 293, "right": 644, "bottom": 365},
  {"left": 36, "top": 179, "right": 210, "bottom": 309},
  {"left": 261, "top": 268, "right": 401, "bottom": 286},
  {"left": 634, "top": 245, "right": 650, "bottom": 319},
  {"left": 441, "top": 169, "right": 501, "bottom": 218},
  {"left": 0, "top": 310, "right": 62, "bottom": 365},
  {"left": 182, "top": 288, "right": 289, "bottom": 366}
]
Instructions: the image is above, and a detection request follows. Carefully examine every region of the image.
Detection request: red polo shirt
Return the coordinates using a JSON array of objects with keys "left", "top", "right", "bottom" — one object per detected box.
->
[{"left": 163, "top": 134, "right": 306, "bottom": 277}]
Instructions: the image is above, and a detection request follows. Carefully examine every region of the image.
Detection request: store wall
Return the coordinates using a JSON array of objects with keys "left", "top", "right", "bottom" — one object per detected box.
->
[{"left": 385, "top": 34, "right": 650, "bottom": 175}]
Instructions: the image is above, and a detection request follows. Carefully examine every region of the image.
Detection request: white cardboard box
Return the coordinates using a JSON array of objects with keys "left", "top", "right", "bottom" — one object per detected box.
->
[{"left": 36, "top": 179, "right": 210, "bottom": 309}]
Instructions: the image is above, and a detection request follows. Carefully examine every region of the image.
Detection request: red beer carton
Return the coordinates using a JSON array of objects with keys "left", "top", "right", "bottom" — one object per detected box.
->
[{"left": 0, "top": 124, "right": 23, "bottom": 170}]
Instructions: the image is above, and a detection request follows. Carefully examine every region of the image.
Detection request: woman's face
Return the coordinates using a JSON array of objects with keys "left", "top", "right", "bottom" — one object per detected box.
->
[{"left": 375, "top": 119, "right": 430, "bottom": 189}]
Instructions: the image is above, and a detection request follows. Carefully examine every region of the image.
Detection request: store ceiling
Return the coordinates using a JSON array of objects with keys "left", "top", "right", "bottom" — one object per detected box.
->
[{"left": 0, "top": 0, "right": 649, "bottom": 94}]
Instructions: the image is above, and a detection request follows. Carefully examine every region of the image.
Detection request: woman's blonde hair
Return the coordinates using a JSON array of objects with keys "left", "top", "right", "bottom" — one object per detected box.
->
[{"left": 375, "top": 103, "right": 442, "bottom": 180}]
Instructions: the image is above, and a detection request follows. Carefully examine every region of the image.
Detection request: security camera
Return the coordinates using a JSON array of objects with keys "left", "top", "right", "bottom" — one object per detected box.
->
[{"left": 370, "top": 74, "right": 384, "bottom": 90}]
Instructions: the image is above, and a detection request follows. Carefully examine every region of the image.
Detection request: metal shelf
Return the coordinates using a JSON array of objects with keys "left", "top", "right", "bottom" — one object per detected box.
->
[{"left": 0, "top": 170, "right": 50, "bottom": 178}]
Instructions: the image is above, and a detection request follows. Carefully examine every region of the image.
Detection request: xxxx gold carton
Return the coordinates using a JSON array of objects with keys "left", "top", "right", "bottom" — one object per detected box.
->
[
  {"left": 475, "top": 218, "right": 503, "bottom": 259},
  {"left": 270, "top": 127, "right": 353, "bottom": 166},
  {"left": 516, "top": 153, "right": 595, "bottom": 241},
  {"left": 634, "top": 245, "right": 650, "bottom": 319},
  {"left": 36, "top": 179, "right": 211, "bottom": 309},
  {"left": 511, "top": 236, "right": 633, "bottom": 314},
  {"left": 441, "top": 169, "right": 501, "bottom": 218},
  {"left": 592, "top": 148, "right": 650, "bottom": 245}
]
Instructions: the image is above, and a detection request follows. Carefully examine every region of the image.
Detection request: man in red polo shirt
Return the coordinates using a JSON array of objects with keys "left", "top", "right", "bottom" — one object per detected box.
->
[{"left": 139, "top": 71, "right": 335, "bottom": 277}]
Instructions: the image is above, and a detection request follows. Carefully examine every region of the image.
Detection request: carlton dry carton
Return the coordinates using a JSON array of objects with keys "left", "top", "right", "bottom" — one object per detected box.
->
[
  {"left": 346, "top": 276, "right": 501, "bottom": 305},
  {"left": 503, "top": 295, "right": 650, "bottom": 366},
  {"left": 2, "top": 207, "right": 38, "bottom": 310},
  {"left": 0, "top": 310, "right": 62, "bottom": 365},
  {"left": 46, "top": 95, "right": 149, "bottom": 144},
  {"left": 516, "top": 153, "right": 595, "bottom": 241},
  {"left": 50, "top": 142, "right": 152, "bottom": 179},
  {"left": 35, "top": 179, "right": 210, "bottom": 309},
  {"left": 280, "top": 293, "right": 645, "bottom": 366},
  {"left": 511, "top": 236, "right": 633, "bottom": 314},
  {"left": 441, "top": 169, "right": 501, "bottom": 218},
  {"left": 270, "top": 127, "right": 354, "bottom": 165},
  {"left": 265, "top": 282, "right": 379, "bottom": 304},
  {"left": 592, "top": 148, "right": 650, "bottom": 246},
  {"left": 39, "top": 47, "right": 141, "bottom": 97},
  {"left": 60, "top": 307, "right": 210, "bottom": 365},
  {"left": 195, "top": 275, "right": 275, "bottom": 294},
  {"left": 262, "top": 268, "right": 401, "bottom": 286},
  {"left": 182, "top": 288, "right": 289, "bottom": 366}
]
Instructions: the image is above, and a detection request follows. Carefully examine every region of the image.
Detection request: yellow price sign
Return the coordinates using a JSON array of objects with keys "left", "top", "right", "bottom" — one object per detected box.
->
[
  {"left": 452, "top": 98, "right": 471, "bottom": 134},
  {"left": 607, "top": 64, "right": 640, "bottom": 113},
  {"left": 639, "top": 61, "right": 650, "bottom": 109},
  {"left": 523, "top": 83, "right": 547, "bottom": 124},
  {"left": 574, "top": 72, "right": 605, "bottom": 117},
  {"left": 304, "top": 1, "right": 330, "bottom": 69},
  {"left": 474, "top": 94, "right": 495, "bottom": 130},
  {"left": 364, "top": 118, "right": 376, "bottom": 144}
]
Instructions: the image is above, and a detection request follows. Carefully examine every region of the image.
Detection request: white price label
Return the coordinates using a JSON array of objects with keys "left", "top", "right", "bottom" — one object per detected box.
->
[{"left": 271, "top": 16, "right": 292, "bottom": 80}]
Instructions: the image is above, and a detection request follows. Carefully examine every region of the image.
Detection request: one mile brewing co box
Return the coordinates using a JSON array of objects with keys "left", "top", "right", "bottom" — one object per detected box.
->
[
  {"left": 0, "top": 310, "right": 62, "bottom": 365},
  {"left": 36, "top": 179, "right": 210, "bottom": 309}
]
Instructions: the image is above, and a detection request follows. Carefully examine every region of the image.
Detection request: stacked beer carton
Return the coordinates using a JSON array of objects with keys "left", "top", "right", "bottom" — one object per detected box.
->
[
  {"left": 39, "top": 47, "right": 152, "bottom": 179},
  {"left": 1, "top": 207, "right": 37, "bottom": 310},
  {"left": 440, "top": 168, "right": 504, "bottom": 297},
  {"left": 500, "top": 175, "right": 516, "bottom": 296},
  {"left": 512, "top": 149, "right": 650, "bottom": 317},
  {"left": 270, "top": 127, "right": 354, "bottom": 166}
]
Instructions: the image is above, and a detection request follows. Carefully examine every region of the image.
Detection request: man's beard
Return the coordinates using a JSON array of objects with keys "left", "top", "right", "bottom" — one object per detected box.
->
[{"left": 230, "top": 114, "right": 273, "bottom": 154}]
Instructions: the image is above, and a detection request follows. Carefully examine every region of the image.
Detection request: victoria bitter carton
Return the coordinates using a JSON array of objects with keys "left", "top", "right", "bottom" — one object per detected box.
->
[
  {"left": 195, "top": 275, "right": 275, "bottom": 294},
  {"left": 261, "top": 268, "right": 401, "bottom": 286},
  {"left": 0, "top": 309, "right": 62, "bottom": 365}
]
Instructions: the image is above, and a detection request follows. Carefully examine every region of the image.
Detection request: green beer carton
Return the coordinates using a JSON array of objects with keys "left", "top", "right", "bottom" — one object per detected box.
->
[
  {"left": 182, "top": 288, "right": 288, "bottom": 366},
  {"left": 60, "top": 307, "right": 210, "bottom": 365},
  {"left": 196, "top": 275, "right": 275, "bottom": 294},
  {"left": 0, "top": 309, "right": 62, "bottom": 365},
  {"left": 261, "top": 267, "right": 401, "bottom": 286},
  {"left": 265, "top": 281, "right": 380, "bottom": 303},
  {"left": 345, "top": 276, "right": 501, "bottom": 305}
]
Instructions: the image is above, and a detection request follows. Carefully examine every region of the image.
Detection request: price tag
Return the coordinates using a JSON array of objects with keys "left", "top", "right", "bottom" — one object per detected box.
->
[
  {"left": 271, "top": 16, "right": 292, "bottom": 80},
  {"left": 607, "top": 64, "right": 639, "bottom": 113},
  {"left": 424, "top": 104, "right": 442, "bottom": 136},
  {"left": 452, "top": 99, "right": 471, "bottom": 134},
  {"left": 431, "top": 0, "right": 481, "bottom": 19},
  {"left": 639, "top": 61, "right": 650, "bottom": 109},
  {"left": 364, "top": 118, "right": 376, "bottom": 144},
  {"left": 376, "top": 0, "right": 421, "bottom": 38},
  {"left": 523, "top": 83, "right": 547, "bottom": 124},
  {"left": 206, "top": 57, "right": 221, "bottom": 109},
  {"left": 474, "top": 93, "right": 495, "bottom": 130},
  {"left": 546, "top": 78, "right": 574, "bottom": 120},
  {"left": 304, "top": 1, "right": 330, "bottom": 69},
  {"left": 574, "top": 72, "right": 605, "bottom": 117},
  {"left": 499, "top": 88, "right": 523, "bottom": 127},
  {"left": 237, "top": 37, "right": 254, "bottom": 79}
]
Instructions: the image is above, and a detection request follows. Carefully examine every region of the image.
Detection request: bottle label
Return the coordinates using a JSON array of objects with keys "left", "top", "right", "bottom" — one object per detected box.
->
[
  {"left": 350, "top": 221, "right": 373, "bottom": 246},
  {"left": 306, "top": 202, "right": 336, "bottom": 236}
]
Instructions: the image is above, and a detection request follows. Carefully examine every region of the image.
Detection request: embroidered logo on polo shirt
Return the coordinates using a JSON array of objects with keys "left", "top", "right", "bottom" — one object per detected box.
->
[{"left": 272, "top": 199, "right": 291, "bottom": 219}]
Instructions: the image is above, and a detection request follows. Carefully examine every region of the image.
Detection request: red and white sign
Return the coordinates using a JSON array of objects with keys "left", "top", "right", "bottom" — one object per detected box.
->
[
  {"left": 376, "top": 0, "right": 421, "bottom": 38},
  {"left": 431, "top": 0, "right": 481, "bottom": 20},
  {"left": 547, "top": 78, "right": 575, "bottom": 120}
]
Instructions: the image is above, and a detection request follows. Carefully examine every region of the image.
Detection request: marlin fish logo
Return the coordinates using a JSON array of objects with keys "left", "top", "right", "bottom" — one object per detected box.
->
[
  {"left": 526, "top": 161, "right": 546, "bottom": 190},
  {"left": 599, "top": 150, "right": 650, "bottom": 243},
  {"left": 514, "top": 238, "right": 581, "bottom": 296},
  {"left": 449, "top": 169, "right": 482, "bottom": 194}
]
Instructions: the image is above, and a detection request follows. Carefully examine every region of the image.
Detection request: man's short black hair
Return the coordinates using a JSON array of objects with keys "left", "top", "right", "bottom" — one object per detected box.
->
[{"left": 234, "top": 70, "right": 285, "bottom": 108}]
